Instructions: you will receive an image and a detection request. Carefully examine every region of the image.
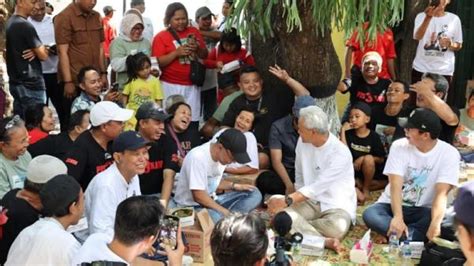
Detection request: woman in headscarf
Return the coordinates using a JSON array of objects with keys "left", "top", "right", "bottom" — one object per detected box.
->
[{"left": 110, "top": 11, "right": 152, "bottom": 91}]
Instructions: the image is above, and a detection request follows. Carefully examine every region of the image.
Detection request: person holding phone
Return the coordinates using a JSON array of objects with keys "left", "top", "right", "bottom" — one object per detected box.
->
[
  {"left": 412, "top": 0, "right": 462, "bottom": 103},
  {"left": 152, "top": 2, "right": 208, "bottom": 128},
  {"left": 74, "top": 196, "right": 185, "bottom": 265}
]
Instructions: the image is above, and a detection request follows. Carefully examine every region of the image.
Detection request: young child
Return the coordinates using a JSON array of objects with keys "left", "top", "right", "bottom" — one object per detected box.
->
[
  {"left": 341, "top": 102, "right": 386, "bottom": 204},
  {"left": 122, "top": 52, "right": 164, "bottom": 130}
]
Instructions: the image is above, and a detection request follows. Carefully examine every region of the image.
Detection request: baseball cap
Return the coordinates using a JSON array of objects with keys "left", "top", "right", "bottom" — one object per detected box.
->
[
  {"left": 90, "top": 101, "right": 134, "bottom": 127},
  {"left": 218, "top": 73, "right": 236, "bottom": 89},
  {"left": 195, "top": 6, "right": 214, "bottom": 20},
  {"left": 113, "top": 131, "right": 151, "bottom": 153},
  {"left": 398, "top": 108, "right": 441, "bottom": 136},
  {"left": 26, "top": 155, "right": 68, "bottom": 184},
  {"left": 217, "top": 128, "right": 250, "bottom": 164},
  {"left": 40, "top": 174, "right": 81, "bottom": 217},
  {"left": 103, "top": 5, "right": 115, "bottom": 15},
  {"left": 350, "top": 102, "right": 372, "bottom": 117},
  {"left": 292, "top": 96, "right": 316, "bottom": 118},
  {"left": 454, "top": 181, "right": 474, "bottom": 229},
  {"left": 136, "top": 101, "right": 170, "bottom": 121}
]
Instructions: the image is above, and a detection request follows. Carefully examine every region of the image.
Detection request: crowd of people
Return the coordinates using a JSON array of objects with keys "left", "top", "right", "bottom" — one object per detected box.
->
[{"left": 0, "top": 0, "right": 473, "bottom": 265}]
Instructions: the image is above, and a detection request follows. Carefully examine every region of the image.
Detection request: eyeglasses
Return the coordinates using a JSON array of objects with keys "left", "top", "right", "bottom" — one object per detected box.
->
[{"left": 4, "top": 115, "right": 21, "bottom": 130}]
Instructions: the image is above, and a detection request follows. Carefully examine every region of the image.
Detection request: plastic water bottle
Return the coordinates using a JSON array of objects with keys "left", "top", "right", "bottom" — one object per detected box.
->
[
  {"left": 401, "top": 240, "right": 412, "bottom": 265},
  {"left": 388, "top": 232, "right": 399, "bottom": 260}
]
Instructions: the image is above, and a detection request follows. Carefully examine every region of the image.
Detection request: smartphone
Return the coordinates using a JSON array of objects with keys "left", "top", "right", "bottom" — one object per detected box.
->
[
  {"left": 110, "top": 82, "right": 119, "bottom": 92},
  {"left": 159, "top": 215, "right": 179, "bottom": 250}
]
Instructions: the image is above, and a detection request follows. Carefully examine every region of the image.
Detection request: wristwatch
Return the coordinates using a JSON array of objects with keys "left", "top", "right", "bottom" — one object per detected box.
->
[{"left": 285, "top": 195, "right": 293, "bottom": 207}]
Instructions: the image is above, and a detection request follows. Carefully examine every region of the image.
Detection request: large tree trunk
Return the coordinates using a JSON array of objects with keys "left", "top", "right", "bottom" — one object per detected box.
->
[{"left": 250, "top": 1, "right": 341, "bottom": 113}]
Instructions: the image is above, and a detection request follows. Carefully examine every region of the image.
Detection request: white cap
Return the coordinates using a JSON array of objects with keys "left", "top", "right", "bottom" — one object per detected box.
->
[
  {"left": 90, "top": 101, "right": 134, "bottom": 126},
  {"left": 26, "top": 155, "right": 68, "bottom": 184}
]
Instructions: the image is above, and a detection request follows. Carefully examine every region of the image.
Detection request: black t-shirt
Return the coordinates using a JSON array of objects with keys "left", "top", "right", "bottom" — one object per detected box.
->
[
  {"left": 64, "top": 130, "right": 113, "bottom": 190},
  {"left": 369, "top": 106, "right": 411, "bottom": 152},
  {"left": 0, "top": 189, "right": 40, "bottom": 264},
  {"left": 222, "top": 90, "right": 288, "bottom": 147},
  {"left": 27, "top": 132, "right": 74, "bottom": 161},
  {"left": 5, "top": 15, "right": 44, "bottom": 88},
  {"left": 163, "top": 124, "right": 200, "bottom": 172},
  {"left": 393, "top": 106, "right": 460, "bottom": 144},
  {"left": 347, "top": 76, "right": 390, "bottom": 108},
  {"left": 345, "top": 129, "right": 386, "bottom": 161},
  {"left": 139, "top": 137, "right": 169, "bottom": 195}
]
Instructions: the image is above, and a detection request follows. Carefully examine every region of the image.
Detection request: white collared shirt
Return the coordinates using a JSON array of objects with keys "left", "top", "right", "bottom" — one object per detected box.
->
[
  {"left": 84, "top": 163, "right": 141, "bottom": 238},
  {"left": 5, "top": 217, "right": 80, "bottom": 266},
  {"left": 295, "top": 134, "right": 357, "bottom": 220}
]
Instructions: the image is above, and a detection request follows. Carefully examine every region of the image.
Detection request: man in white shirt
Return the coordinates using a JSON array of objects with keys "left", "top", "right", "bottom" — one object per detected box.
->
[
  {"left": 267, "top": 105, "right": 357, "bottom": 252},
  {"left": 412, "top": 0, "right": 462, "bottom": 99},
  {"left": 75, "top": 196, "right": 185, "bottom": 265},
  {"left": 172, "top": 128, "right": 262, "bottom": 223},
  {"left": 363, "top": 108, "right": 459, "bottom": 242},
  {"left": 6, "top": 174, "right": 83, "bottom": 265},
  {"left": 84, "top": 131, "right": 150, "bottom": 238}
]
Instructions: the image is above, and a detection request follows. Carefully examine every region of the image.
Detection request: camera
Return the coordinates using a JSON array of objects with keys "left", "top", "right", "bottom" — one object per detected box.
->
[{"left": 266, "top": 212, "right": 303, "bottom": 266}]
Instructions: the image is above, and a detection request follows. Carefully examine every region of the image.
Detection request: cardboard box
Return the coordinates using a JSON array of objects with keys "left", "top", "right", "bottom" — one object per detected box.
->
[
  {"left": 169, "top": 207, "right": 195, "bottom": 227},
  {"left": 224, "top": 171, "right": 263, "bottom": 186},
  {"left": 182, "top": 209, "right": 214, "bottom": 263}
]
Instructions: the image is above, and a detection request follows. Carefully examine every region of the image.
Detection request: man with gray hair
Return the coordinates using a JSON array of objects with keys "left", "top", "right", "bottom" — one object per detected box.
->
[{"left": 267, "top": 105, "right": 357, "bottom": 252}]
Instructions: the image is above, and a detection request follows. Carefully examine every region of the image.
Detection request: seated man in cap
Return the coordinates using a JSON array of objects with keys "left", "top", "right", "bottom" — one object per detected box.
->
[
  {"left": 74, "top": 196, "right": 185, "bottom": 265},
  {"left": 363, "top": 108, "right": 459, "bottom": 242},
  {"left": 65, "top": 101, "right": 133, "bottom": 190},
  {"left": 453, "top": 181, "right": 474, "bottom": 265},
  {"left": 172, "top": 128, "right": 262, "bottom": 223},
  {"left": 266, "top": 106, "right": 357, "bottom": 252},
  {"left": 135, "top": 101, "right": 174, "bottom": 204},
  {"left": 0, "top": 155, "right": 68, "bottom": 264},
  {"left": 84, "top": 131, "right": 150, "bottom": 238},
  {"left": 5, "top": 174, "right": 83, "bottom": 265}
]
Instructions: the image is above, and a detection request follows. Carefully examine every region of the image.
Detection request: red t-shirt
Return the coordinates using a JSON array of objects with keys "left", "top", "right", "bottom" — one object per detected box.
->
[
  {"left": 203, "top": 47, "right": 255, "bottom": 68},
  {"left": 28, "top": 128, "right": 48, "bottom": 145},
  {"left": 102, "top": 16, "right": 116, "bottom": 58},
  {"left": 152, "top": 27, "right": 206, "bottom": 85},
  {"left": 346, "top": 25, "right": 396, "bottom": 80}
]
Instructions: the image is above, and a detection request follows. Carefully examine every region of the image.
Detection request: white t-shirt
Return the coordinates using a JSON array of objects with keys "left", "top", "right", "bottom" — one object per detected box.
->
[
  {"left": 73, "top": 233, "right": 128, "bottom": 265},
  {"left": 213, "top": 128, "right": 259, "bottom": 170},
  {"left": 174, "top": 141, "right": 226, "bottom": 207},
  {"left": 84, "top": 163, "right": 141, "bottom": 238},
  {"left": 378, "top": 138, "right": 459, "bottom": 207},
  {"left": 412, "top": 12, "right": 463, "bottom": 76},
  {"left": 295, "top": 134, "right": 357, "bottom": 220},
  {"left": 5, "top": 217, "right": 80, "bottom": 266}
]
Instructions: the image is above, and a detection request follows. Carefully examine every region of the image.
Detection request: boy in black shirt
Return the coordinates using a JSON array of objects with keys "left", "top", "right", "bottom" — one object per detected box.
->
[{"left": 341, "top": 102, "right": 386, "bottom": 204}]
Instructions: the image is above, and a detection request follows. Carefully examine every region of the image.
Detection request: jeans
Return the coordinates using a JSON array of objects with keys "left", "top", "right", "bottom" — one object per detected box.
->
[
  {"left": 362, "top": 203, "right": 432, "bottom": 241},
  {"left": 9, "top": 82, "right": 46, "bottom": 117}
]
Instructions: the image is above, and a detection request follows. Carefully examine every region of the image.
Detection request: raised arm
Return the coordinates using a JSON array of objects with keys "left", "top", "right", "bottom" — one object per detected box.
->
[{"left": 268, "top": 65, "right": 310, "bottom": 96}]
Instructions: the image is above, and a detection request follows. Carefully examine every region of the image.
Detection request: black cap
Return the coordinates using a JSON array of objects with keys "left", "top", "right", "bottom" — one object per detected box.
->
[
  {"left": 103, "top": 5, "right": 115, "bottom": 15},
  {"left": 113, "top": 131, "right": 151, "bottom": 153},
  {"left": 195, "top": 6, "right": 214, "bottom": 20},
  {"left": 398, "top": 108, "right": 441, "bottom": 136},
  {"left": 136, "top": 101, "right": 170, "bottom": 121},
  {"left": 454, "top": 181, "right": 474, "bottom": 229},
  {"left": 217, "top": 128, "right": 250, "bottom": 164},
  {"left": 351, "top": 102, "right": 372, "bottom": 117},
  {"left": 218, "top": 73, "right": 236, "bottom": 89},
  {"left": 40, "top": 174, "right": 81, "bottom": 217}
]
